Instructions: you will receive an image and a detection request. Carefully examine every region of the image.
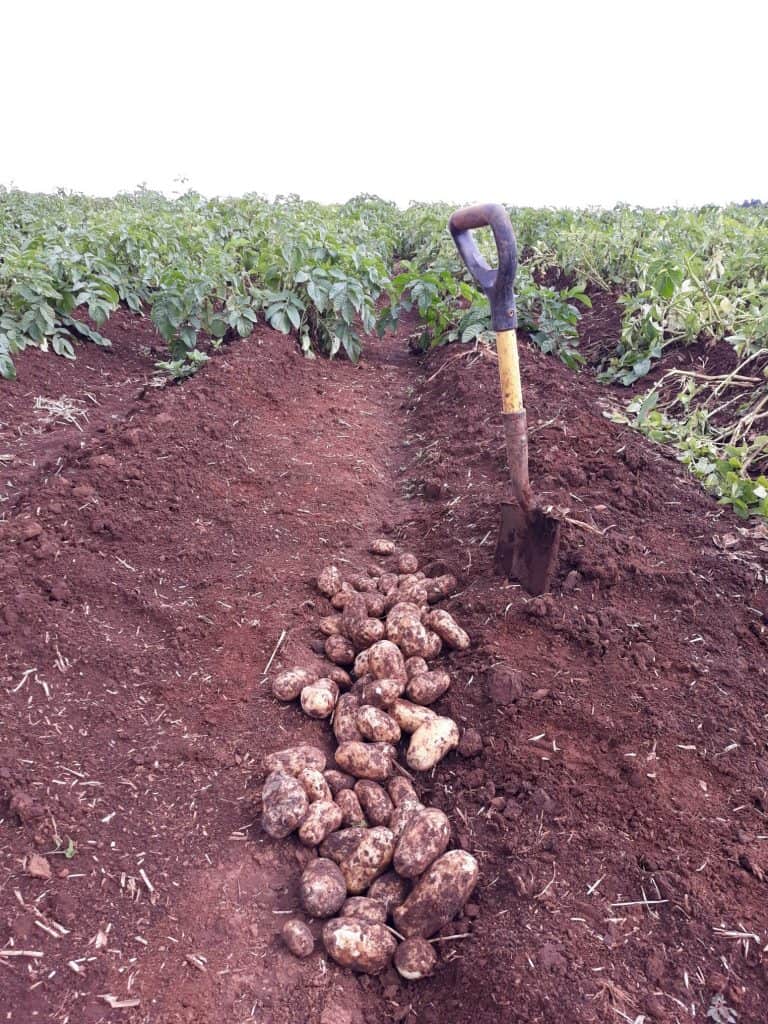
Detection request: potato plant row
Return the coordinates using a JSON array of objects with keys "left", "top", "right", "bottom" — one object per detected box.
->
[{"left": 261, "top": 540, "right": 477, "bottom": 979}]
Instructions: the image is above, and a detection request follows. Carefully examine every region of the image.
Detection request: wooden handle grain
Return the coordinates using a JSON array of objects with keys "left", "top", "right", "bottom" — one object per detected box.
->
[{"left": 496, "top": 329, "right": 523, "bottom": 413}]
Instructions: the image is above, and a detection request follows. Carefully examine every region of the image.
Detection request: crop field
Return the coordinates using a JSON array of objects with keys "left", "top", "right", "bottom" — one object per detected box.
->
[{"left": 2, "top": 190, "right": 768, "bottom": 1024}]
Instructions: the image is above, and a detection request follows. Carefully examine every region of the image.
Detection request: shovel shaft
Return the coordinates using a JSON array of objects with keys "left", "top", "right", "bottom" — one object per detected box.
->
[{"left": 496, "top": 329, "right": 523, "bottom": 413}]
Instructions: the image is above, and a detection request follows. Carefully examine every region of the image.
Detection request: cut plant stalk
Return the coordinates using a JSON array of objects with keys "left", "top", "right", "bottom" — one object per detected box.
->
[{"left": 449, "top": 203, "right": 561, "bottom": 595}]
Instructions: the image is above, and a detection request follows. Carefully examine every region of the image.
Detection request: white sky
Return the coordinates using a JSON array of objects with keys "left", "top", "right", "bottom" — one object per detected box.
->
[{"left": 2, "top": 0, "right": 766, "bottom": 207}]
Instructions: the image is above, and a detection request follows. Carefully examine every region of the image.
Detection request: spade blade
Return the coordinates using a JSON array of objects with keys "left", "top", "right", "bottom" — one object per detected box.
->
[{"left": 494, "top": 501, "right": 561, "bottom": 596}]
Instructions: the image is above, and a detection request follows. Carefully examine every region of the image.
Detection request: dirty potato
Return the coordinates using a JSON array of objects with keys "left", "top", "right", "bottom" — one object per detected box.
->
[
  {"left": 389, "top": 798, "right": 425, "bottom": 841},
  {"left": 317, "top": 565, "right": 344, "bottom": 597},
  {"left": 424, "top": 574, "right": 457, "bottom": 604},
  {"left": 358, "top": 676, "right": 406, "bottom": 709},
  {"left": 325, "top": 634, "right": 356, "bottom": 666},
  {"left": 387, "top": 776, "right": 419, "bottom": 806},
  {"left": 356, "top": 706, "right": 401, "bottom": 744},
  {"left": 265, "top": 745, "right": 326, "bottom": 776},
  {"left": 323, "top": 919, "right": 397, "bottom": 974},
  {"left": 353, "top": 648, "right": 371, "bottom": 679},
  {"left": 386, "top": 603, "right": 433, "bottom": 659},
  {"left": 328, "top": 666, "right": 352, "bottom": 689},
  {"left": 298, "top": 800, "right": 344, "bottom": 847},
  {"left": 335, "top": 741, "right": 393, "bottom": 782},
  {"left": 331, "top": 582, "right": 356, "bottom": 610},
  {"left": 354, "top": 780, "right": 394, "bottom": 827},
  {"left": 300, "top": 680, "right": 339, "bottom": 719},
  {"left": 397, "top": 579, "right": 429, "bottom": 605},
  {"left": 367, "top": 639, "right": 407, "bottom": 681},
  {"left": 363, "top": 592, "right": 386, "bottom": 618},
  {"left": 261, "top": 770, "right": 309, "bottom": 839},
  {"left": 333, "top": 693, "right": 363, "bottom": 744},
  {"left": 397, "top": 553, "right": 419, "bottom": 574},
  {"left": 424, "top": 610, "right": 470, "bottom": 651},
  {"left": 323, "top": 769, "right": 355, "bottom": 795},
  {"left": 335, "top": 787, "right": 368, "bottom": 827},
  {"left": 406, "top": 670, "right": 451, "bottom": 706},
  {"left": 368, "top": 870, "right": 410, "bottom": 914},
  {"left": 393, "top": 808, "right": 451, "bottom": 878},
  {"left": 393, "top": 850, "right": 479, "bottom": 938},
  {"left": 272, "top": 667, "right": 316, "bottom": 702},
  {"left": 389, "top": 698, "right": 438, "bottom": 734},
  {"left": 369, "top": 538, "right": 396, "bottom": 556},
  {"left": 406, "top": 717, "right": 460, "bottom": 772},
  {"left": 298, "top": 767, "right": 333, "bottom": 803},
  {"left": 377, "top": 572, "right": 399, "bottom": 595},
  {"left": 300, "top": 858, "right": 348, "bottom": 918},
  {"left": 339, "top": 826, "right": 395, "bottom": 894},
  {"left": 319, "top": 826, "right": 367, "bottom": 863},
  {"left": 421, "top": 631, "right": 442, "bottom": 660},
  {"left": 405, "top": 656, "right": 429, "bottom": 679},
  {"left": 394, "top": 937, "right": 437, "bottom": 979},
  {"left": 282, "top": 918, "right": 314, "bottom": 958},
  {"left": 319, "top": 614, "right": 343, "bottom": 637},
  {"left": 340, "top": 897, "right": 388, "bottom": 925}
]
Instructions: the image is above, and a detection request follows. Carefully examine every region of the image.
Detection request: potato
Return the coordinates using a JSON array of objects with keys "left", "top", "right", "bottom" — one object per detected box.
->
[
  {"left": 339, "top": 826, "right": 395, "bottom": 894},
  {"left": 319, "top": 614, "right": 343, "bottom": 636},
  {"left": 378, "top": 572, "right": 399, "bottom": 595},
  {"left": 405, "top": 657, "right": 429, "bottom": 679},
  {"left": 370, "top": 538, "right": 396, "bottom": 556},
  {"left": 424, "top": 574, "right": 457, "bottom": 604},
  {"left": 389, "top": 698, "right": 438, "bottom": 734},
  {"left": 282, "top": 918, "right": 314, "bottom": 958},
  {"left": 393, "top": 808, "right": 451, "bottom": 878},
  {"left": 323, "top": 769, "right": 355, "bottom": 795},
  {"left": 272, "top": 667, "right": 316, "bottom": 702},
  {"left": 367, "top": 640, "right": 407, "bottom": 682},
  {"left": 356, "top": 619, "right": 386, "bottom": 647},
  {"left": 298, "top": 767, "right": 333, "bottom": 803},
  {"left": 333, "top": 693, "right": 363, "bottom": 743},
  {"left": 393, "top": 850, "right": 479, "bottom": 938},
  {"left": 319, "top": 826, "right": 367, "bottom": 863},
  {"left": 353, "top": 648, "right": 371, "bottom": 679},
  {"left": 298, "top": 799, "right": 344, "bottom": 846},
  {"left": 398, "top": 553, "right": 419, "bottom": 574},
  {"left": 335, "top": 788, "right": 367, "bottom": 827},
  {"left": 424, "top": 610, "right": 470, "bottom": 651},
  {"left": 421, "top": 631, "right": 442, "bottom": 660},
  {"left": 331, "top": 582, "right": 356, "bottom": 610},
  {"left": 397, "top": 580, "right": 429, "bottom": 606},
  {"left": 335, "top": 741, "right": 393, "bottom": 781},
  {"left": 367, "top": 564, "right": 383, "bottom": 578},
  {"left": 300, "top": 858, "right": 348, "bottom": 918},
  {"left": 261, "top": 770, "right": 309, "bottom": 839},
  {"left": 368, "top": 870, "right": 410, "bottom": 914},
  {"left": 342, "top": 590, "right": 367, "bottom": 633},
  {"left": 328, "top": 666, "right": 352, "bottom": 689},
  {"left": 353, "top": 575, "right": 380, "bottom": 593},
  {"left": 265, "top": 745, "right": 326, "bottom": 776},
  {"left": 301, "top": 681, "right": 338, "bottom": 719},
  {"left": 359, "top": 676, "right": 406, "bottom": 709},
  {"left": 323, "top": 918, "right": 397, "bottom": 974},
  {"left": 325, "top": 634, "right": 356, "bottom": 666},
  {"left": 394, "top": 937, "right": 437, "bottom": 979},
  {"left": 340, "top": 897, "right": 388, "bottom": 924},
  {"left": 355, "top": 780, "right": 394, "bottom": 827},
  {"left": 317, "top": 565, "right": 344, "bottom": 597},
  {"left": 386, "top": 604, "right": 433, "bottom": 659},
  {"left": 387, "top": 776, "right": 419, "bottom": 806},
  {"left": 406, "top": 670, "right": 451, "bottom": 706},
  {"left": 356, "top": 706, "right": 401, "bottom": 744},
  {"left": 407, "top": 717, "right": 460, "bottom": 772},
  {"left": 363, "top": 592, "right": 386, "bottom": 618},
  {"left": 389, "top": 798, "right": 425, "bottom": 841}
]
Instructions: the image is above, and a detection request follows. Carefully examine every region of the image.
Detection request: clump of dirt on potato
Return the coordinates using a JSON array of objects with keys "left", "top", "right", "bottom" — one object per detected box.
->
[{"left": 259, "top": 544, "right": 478, "bottom": 977}]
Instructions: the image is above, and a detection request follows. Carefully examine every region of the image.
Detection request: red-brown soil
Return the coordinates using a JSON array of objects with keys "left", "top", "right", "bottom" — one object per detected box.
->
[{"left": 2, "top": 306, "right": 768, "bottom": 1024}]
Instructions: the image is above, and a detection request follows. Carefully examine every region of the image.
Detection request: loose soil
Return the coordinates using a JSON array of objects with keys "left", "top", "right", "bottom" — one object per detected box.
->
[{"left": 2, "top": 305, "right": 768, "bottom": 1024}]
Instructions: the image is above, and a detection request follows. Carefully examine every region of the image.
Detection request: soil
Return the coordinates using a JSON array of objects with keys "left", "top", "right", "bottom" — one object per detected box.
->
[{"left": 2, "top": 303, "right": 768, "bottom": 1024}]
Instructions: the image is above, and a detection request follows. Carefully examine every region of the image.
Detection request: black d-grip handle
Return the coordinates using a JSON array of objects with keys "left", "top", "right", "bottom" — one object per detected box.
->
[{"left": 448, "top": 203, "right": 517, "bottom": 331}]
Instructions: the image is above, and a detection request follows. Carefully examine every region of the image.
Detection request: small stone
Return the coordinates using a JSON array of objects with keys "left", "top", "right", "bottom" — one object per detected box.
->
[
  {"left": 458, "top": 728, "right": 483, "bottom": 758},
  {"left": 26, "top": 853, "right": 51, "bottom": 880},
  {"left": 484, "top": 664, "right": 523, "bottom": 705},
  {"left": 282, "top": 918, "right": 314, "bottom": 958}
]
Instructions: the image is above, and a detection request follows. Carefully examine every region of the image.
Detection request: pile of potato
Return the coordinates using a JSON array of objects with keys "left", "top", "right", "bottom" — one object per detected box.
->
[{"left": 262, "top": 541, "right": 478, "bottom": 979}]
